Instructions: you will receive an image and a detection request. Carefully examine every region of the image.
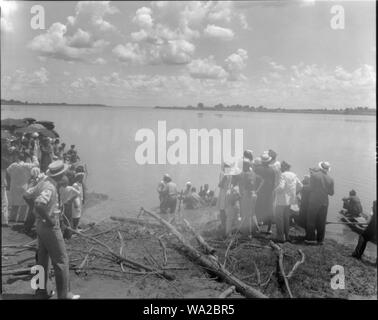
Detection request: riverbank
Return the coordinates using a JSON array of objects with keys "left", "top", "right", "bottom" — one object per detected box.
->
[{"left": 1, "top": 195, "right": 377, "bottom": 299}]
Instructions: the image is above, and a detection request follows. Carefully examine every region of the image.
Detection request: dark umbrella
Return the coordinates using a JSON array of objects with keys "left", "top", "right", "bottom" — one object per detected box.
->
[
  {"left": 51, "top": 129, "right": 60, "bottom": 138},
  {"left": 1, "top": 118, "right": 28, "bottom": 130},
  {"left": 14, "top": 123, "right": 46, "bottom": 134},
  {"left": 35, "top": 121, "right": 55, "bottom": 130},
  {"left": 40, "top": 129, "right": 59, "bottom": 139},
  {"left": 23, "top": 118, "right": 37, "bottom": 125}
]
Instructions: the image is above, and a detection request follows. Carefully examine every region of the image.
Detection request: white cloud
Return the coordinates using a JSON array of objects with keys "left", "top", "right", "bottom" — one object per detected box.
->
[
  {"left": 29, "top": 22, "right": 108, "bottom": 61},
  {"left": 160, "top": 39, "right": 195, "bottom": 64},
  {"left": 2, "top": 67, "right": 49, "bottom": 91},
  {"left": 133, "top": 7, "right": 153, "bottom": 28},
  {"left": 92, "top": 57, "right": 107, "bottom": 65},
  {"left": 113, "top": 39, "right": 195, "bottom": 65},
  {"left": 261, "top": 63, "right": 376, "bottom": 107},
  {"left": 112, "top": 43, "right": 145, "bottom": 64},
  {"left": 204, "top": 24, "right": 234, "bottom": 41},
  {"left": 269, "top": 61, "right": 286, "bottom": 71},
  {"left": 224, "top": 49, "right": 248, "bottom": 80},
  {"left": 71, "top": 1, "right": 119, "bottom": 31},
  {"left": 187, "top": 56, "right": 228, "bottom": 79},
  {"left": 208, "top": 1, "right": 232, "bottom": 22},
  {"left": 68, "top": 28, "right": 92, "bottom": 48},
  {"left": 1, "top": 0, "right": 18, "bottom": 32}
]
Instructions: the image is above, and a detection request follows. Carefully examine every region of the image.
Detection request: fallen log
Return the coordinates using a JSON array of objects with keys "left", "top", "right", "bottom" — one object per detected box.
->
[
  {"left": 2, "top": 268, "right": 31, "bottom": 276},
  {"left": 218, "top": 286, "right": 236, "bottom": 298},
  {"left": 183, "top": 219, "right": 216, "bottom": 255},
  {"left": 67, "top": 227, "right": 175, "bottom": 281},
  {"left": 141, "top": 208, "right": 267, "bottom": 299}
]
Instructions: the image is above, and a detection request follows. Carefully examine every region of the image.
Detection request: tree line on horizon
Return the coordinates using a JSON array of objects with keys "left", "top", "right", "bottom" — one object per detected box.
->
[{"left": 155, "top": 102, "right": 376, "bottom": 115}]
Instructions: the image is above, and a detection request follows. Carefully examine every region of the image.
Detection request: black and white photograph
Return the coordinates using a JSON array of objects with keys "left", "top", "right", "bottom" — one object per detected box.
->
[{"left": 0, "top": 0, "right": 376, "bottom": 305}]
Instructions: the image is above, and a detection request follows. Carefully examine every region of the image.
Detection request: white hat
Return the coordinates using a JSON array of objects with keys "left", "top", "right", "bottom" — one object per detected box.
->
[
  {"left": 46, "top": 160, "right": 69, "bottom": 177},
  {"left": 318, "top": 161, "right": 331, "bottom": 171},
  {"left": 260, "top": 153, "right": 272, "bottom": 164}
]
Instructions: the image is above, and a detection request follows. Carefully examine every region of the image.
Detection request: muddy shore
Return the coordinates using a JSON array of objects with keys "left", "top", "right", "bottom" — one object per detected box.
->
[{"left": 1, "top": 193, "right": 377, "bottom": 299}]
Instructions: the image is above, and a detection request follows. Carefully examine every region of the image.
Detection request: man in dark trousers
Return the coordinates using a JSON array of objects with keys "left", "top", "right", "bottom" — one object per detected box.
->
[
  {"left": 305, "top": 161, "right": 334, "bottom": 245},
  {"left": 24, "top": 160, "right": 80, "bottom": 299},
  {"left": 352, "top": 200, "right": 376, "bottom": 260}
]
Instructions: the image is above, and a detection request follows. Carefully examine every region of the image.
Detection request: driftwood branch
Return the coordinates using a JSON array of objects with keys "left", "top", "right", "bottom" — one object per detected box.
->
[
  {"left": 223, "top": 238, "right": 235, "bottom": 268},
  {"left": 252, "top": 261, "right": 261, "bottom": 286},
  {"left": 141, "top": 207, "right": 267, "bottom": 299},
  {"left": 270, "top": 241, "right": 293, "bottom": 298},
  {"left": 218, "top": 286, "right": 236, "bottom": 298},
  {"left": 75, "top": 247, "right": 93, "bottom": 275},
  {"left": 183, "top": 219, "right": 216, "bottom": 255},
  {"left": 286, "top": 249, "right": 305, "bottom": 279},
  {"left": 158, "top": 236, "right": 168, "bottom": 266},
  {"left": 117, "top": 231, "right": 127, "bottom": 272},
  {"left": 67, "top": 227, "right": 175, "bottom": 281}
]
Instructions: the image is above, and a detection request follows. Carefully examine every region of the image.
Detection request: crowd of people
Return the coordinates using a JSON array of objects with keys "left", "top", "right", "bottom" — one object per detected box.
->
[
  {"left": 1, "top": 128, "right": 85, "bottom": 299},
  {"left": 157, "top": 149, "right": 376, "bottom": 259},
  {"left": 2, "top": 131, "right": 84, "bottom": 231}
]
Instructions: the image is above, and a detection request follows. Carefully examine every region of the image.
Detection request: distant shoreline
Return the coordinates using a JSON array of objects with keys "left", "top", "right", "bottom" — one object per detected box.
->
[
  {"left": 154, "top": 106, "right": 376, "bottom": 116},
  {"left": 1, "top": 99, "right": 375, "bottom": 116},
  {"left": 1, "top": 99, "right": 109, "bottom": 108}
]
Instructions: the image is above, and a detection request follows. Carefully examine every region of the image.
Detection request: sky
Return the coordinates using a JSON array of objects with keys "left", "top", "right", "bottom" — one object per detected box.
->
[{"left": 0, "top": 0, "right": 376, "bottom": 108}]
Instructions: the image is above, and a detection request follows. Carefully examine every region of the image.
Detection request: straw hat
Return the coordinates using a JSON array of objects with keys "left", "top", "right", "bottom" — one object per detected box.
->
[
  {"left": 318, "top": 161, "right": 331, "bottom": 171},
  {"left": 46, "top": 160, "right": 69, "bottom": 177},
  {"left": 260, "top": 153, "right": 272, "bottom": 164}
]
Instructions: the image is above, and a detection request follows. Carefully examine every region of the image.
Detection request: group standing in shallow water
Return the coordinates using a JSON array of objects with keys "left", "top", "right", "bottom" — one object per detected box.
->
[
  {"left": 156, "top": 148, "right": 376, "bottom": 259},
  {"left": 157, "top": 175, "right": 217, "bottom": 214}
]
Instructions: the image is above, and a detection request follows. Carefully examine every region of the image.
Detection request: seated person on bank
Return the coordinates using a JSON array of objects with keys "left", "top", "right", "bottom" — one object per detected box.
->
[
  {"left": 352, "top": 200, "right": 377, "bottom": 260},
  {"left": 342, "top": 190, "right": 363, "bottom": 217}
]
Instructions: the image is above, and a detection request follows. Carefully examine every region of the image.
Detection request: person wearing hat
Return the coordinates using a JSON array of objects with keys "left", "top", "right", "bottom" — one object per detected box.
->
[
  {"left": 6, "top": 150, "right": 39, "bottom": 223},
  {"left": 40, "top": 136, "right": 54, "bottom": 173},
  {"left": 157, "top": 177, "right": 167, "bottom": 212},
  {"left": 183, "top": 181, "right": 192, "bottom": 208},
  {"left": 238, "top": 160, "right": 261, "bottom": 237},
  {"left": 23, "top": 160, "right": 79, "bottom": 299},
  {"left": 243, "top": 149, "right": 253, "bottom": 163},
  {"left": 267, "top": 149, "right": 281, "bottom": 189},
  {"left": 161, "top": 174, "right": 178, "bottom": 214},
  {"left": 254, "top": 153, "right": 276, "bottom": 234},
  {"left": 30, "top": 132, "right": 41, "bottom": 162},
  {"left": 216, "top": 162, "right": 233, "bottom": 236},
  {"left": 305, "top": 161, "right": 334, "bottom": 245},
  {"left": 273, "top": 161, "right": 303, "bottom": 243},
  {"left": 23, "top": 167, "right": 47, "bottom": 234}
]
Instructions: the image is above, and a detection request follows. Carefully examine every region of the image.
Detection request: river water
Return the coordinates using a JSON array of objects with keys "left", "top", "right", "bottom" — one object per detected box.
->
[{"left": 1, "top": 105, "right": 376, "bottom": 256}]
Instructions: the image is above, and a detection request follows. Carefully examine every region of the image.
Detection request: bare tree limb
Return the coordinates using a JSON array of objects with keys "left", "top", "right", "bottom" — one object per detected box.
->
[
  {"left": 286, "top": 249, "right": 305, "bottom": 279},
  {"left": 183, "top": 219, "right": 216, "bottom": 255},
  {"left": 141, "top": 207, "right": 267, "bottom": 299},
  {"left": 270, "top": 241, "right": 293, "bottom": 298}
]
